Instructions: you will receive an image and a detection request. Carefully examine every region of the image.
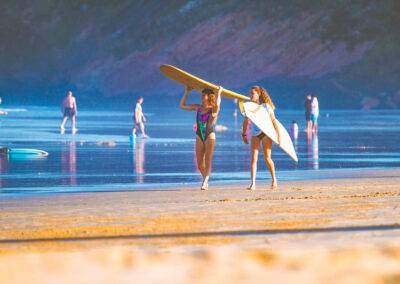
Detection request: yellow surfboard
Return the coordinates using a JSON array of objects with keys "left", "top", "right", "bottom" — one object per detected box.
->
[{"left": 159, "top": 64, "right": 250, "bottom": 102}]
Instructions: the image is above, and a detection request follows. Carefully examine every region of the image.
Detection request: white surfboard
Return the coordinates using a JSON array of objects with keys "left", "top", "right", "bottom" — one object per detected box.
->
[
  {"left": 0, "top": 148, "right": 48, "bottom": 156},
  {"left": 243, "top": 101, "right": 298, "bottom": 162}
]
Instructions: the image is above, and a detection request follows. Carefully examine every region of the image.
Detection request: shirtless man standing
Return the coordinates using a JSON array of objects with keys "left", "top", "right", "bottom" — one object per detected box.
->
[{"left": 60, "top": 91, "right": 78, "bottom": 134}]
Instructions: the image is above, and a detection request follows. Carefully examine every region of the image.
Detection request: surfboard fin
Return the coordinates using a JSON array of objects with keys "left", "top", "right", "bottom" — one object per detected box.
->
[{"left": 238, "top": 99, "right": 245, "bottom": 116}]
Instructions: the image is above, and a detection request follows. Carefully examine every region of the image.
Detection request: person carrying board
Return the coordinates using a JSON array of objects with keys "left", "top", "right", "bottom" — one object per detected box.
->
[
  {"left": 179, "top": 86, "right": 222, "bottom": 190},
  {"left": 241, "top": 86, "right": 281, "bottom": 190}
]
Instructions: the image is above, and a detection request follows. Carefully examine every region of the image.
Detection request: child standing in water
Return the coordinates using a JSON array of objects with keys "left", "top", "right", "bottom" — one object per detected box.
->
[
  {"left": 290, "top": 120, "right": 298, "bottom": 140},
  {"left": 60, "top": 91, "right": 78, "bottom": 134}
]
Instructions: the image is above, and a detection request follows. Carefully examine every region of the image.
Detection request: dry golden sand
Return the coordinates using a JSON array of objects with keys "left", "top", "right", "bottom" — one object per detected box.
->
[{"left": 1, "top": 169, "right": 400, "bottom": 283}]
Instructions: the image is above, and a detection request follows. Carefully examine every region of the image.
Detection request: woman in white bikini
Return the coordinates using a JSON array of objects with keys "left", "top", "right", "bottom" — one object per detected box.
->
[{"left": 241, "top": 86, "right": 280, "bottom": 190}]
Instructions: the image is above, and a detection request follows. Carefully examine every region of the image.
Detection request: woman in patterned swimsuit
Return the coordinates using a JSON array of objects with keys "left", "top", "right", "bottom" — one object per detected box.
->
[{"left": 179, "top": 86, "right": 223, "bottom": 190}]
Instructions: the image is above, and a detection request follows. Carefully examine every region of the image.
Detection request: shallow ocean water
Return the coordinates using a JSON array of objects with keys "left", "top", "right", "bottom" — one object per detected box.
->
[{"left": 0, "top": 104, "right": 399, "bottom": 196}]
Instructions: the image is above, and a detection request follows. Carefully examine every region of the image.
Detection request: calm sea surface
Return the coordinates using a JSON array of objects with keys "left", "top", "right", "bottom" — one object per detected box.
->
[{"left": 0, "top": 104, "right": 399, "bottom": 196}]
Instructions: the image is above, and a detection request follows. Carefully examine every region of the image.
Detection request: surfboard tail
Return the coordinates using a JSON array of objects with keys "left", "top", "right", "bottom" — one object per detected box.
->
[{"left": 243, "top": 101, "right": 298, "bottom": 162}]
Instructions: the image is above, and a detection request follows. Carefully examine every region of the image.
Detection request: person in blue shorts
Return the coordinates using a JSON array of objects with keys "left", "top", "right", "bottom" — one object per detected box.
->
[{"left": 311, "top": 95, "right": 319, "bottom": 133}]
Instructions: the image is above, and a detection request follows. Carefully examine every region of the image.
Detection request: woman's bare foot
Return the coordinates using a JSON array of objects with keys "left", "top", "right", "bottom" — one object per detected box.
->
[
  {"left": 271, "top": 179, "right": 277, "bottom": 189},
  {"left": 201, "top": 182, "right": 208, "bottom": 190},
  {"left": 247, "top": 183, "right": 256, "bottom": 190}
]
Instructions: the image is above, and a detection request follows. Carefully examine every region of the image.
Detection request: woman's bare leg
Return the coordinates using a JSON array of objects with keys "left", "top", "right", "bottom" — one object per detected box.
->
[
  {"left": 195, "top": 135, "right": 205, "bottom": 179},
  {"left": 202, "top": 137, "right": 216, "bottom": 190},
  {"left": 249, "top": 136, "right": 260, "bottom": 190},
  {"left": 261, "top": 136, "right": 277, "bottom": 188}
]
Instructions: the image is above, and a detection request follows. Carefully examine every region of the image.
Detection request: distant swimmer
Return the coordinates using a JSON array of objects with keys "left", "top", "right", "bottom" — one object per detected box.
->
[
  {"left": 311, "top": 95, "right": 319, "bottom": 133},
  {"left": 131, "top": 96, "right": 148, "bottom": 138},
  {"left": 180, "top": 86, "right": 222, "bottom": 190},
  {"left": 0, "top": 97, "right": 7, "bottom": 115},
  {"left": 60, "top": 91, "right": 78, "bottom": 134},
  {"left": 241, "top": 86, "right": 280, "bottom": 190},
  {"left": 304, "top": 94, "right": 312, "bottom": 133}
]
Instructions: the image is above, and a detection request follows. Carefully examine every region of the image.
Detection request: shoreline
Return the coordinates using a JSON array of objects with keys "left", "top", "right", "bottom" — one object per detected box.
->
[{"left": 2, "top": 167, "right": 400, "bottom": 198}]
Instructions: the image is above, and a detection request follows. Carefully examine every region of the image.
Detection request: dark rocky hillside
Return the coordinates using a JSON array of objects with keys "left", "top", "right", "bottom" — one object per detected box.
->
[{"left": 0, "top": 0, "right": 399, "bottom": 109}]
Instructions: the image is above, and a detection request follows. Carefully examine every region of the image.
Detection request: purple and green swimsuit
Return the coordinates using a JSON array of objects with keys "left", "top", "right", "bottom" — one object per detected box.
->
[{"left": 196, "top": 108, "right": 215, "bottom": 142}]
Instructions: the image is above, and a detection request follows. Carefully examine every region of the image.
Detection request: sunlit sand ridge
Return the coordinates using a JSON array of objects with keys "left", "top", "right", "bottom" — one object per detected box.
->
[{"left": 1, "top": 169, "right": 400, "bottom": 283}]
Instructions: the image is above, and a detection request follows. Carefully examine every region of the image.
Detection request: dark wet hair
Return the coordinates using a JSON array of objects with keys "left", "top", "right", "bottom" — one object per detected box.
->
[
  {"left": 202, "top": 89, "right": 215, "bottom": 106},
  {"left": 137, "top": 96, "right": 143, "bottom": 101},
  {"left": 202, "top": 89, "right": 214, "bottom": 95}
]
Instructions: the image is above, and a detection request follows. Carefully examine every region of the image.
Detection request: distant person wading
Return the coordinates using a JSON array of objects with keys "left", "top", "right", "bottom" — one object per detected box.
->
[
  {"left": 131, "top": 97, "right": 148, "bottom": 138},
  {"left": 179, "top": 86, "right": 222, "bottom": 190},
  {"left": 304, "top": 94, "right": 312, "bottom": 133},
  {"left": 60, "top": 91, "right": 78, "bottom": 134}
]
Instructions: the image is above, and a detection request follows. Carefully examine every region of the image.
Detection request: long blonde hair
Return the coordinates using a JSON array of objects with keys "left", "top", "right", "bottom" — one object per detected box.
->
[{"left": 251, "top": 86, "right": 275, "bottom": 110}]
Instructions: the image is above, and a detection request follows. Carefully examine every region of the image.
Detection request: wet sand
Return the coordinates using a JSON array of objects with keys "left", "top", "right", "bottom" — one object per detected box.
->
[{"left": 1, "top": 168, "right": 400, "bottom": 283}]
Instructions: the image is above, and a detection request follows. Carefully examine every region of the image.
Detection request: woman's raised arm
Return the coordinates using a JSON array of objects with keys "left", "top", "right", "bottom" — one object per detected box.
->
[
  {"left": 179, "top": 86, "right": 199, "bottom": 111},
  {"left": 212, "top": 86, "right": 223, "bottom": 116}
]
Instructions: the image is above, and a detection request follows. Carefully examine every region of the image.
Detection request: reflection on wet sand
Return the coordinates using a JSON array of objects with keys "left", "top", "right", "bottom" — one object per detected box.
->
[
  {"left": 312, "top": 134, "right": 319, "bottom": 169},
  {"left": 61, "top": 142, "right": 76, "bottom": 185},
  {"left": 132, "top": 139, "right": 145, "bottom": 183},
  {"left": 307, "top": 131, "right": 319, "bottom": 170}
]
